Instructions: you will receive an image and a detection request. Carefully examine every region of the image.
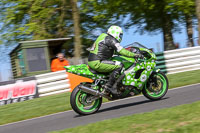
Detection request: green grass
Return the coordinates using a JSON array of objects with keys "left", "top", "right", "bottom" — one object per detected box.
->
[
  {"left": 51, "top": 100, "right": 200, "bottom": 133},
  {"left": 0, "top": 93, "right": 71, "bottom": 125},
  {"left": 0, "top": 92, "right": 108, "bottom": 125},
  {"left": 168, "top": 69, "right": 200, "bottom": 89},
  {"left": 1, "top": 69, "right": 200, "bottom": 125}
]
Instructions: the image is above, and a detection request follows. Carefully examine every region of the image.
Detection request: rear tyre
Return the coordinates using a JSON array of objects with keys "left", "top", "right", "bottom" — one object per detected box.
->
[
  {"left": 70, "top": 84, "right": 102, "bottom": 115},
  {"left": 142, "top": 71, "right": 168, "bottom": 100}
]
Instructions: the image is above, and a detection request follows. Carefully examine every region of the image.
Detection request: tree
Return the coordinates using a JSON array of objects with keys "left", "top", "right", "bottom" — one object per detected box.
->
[
  {"left": 172, "top": 0, "right": 196, "bottom": 47},
  {"left": 70, "top": 0, "right": 82, "bottom": 61},
  {"left": 84, "top": 0, "right": 197, "bottom": 50},
  {"left": 85, "top": 0, "right": 177, "bottom": 50},
  {"left": 1, "top": 0, "right": 197, "bottom": 55},
  {"left": 0, "top": 0, "right": 73, "bottom": 43},
  {"left": 0, "top": 0, "right": 103, "bottom": 59},
  {"left": 196, "top": 0, "right": 200, "bottom": 45}
]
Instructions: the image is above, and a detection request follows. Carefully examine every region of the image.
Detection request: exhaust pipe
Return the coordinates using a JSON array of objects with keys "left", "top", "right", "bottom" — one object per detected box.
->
[
  {"left": 79, "top": 85, "right": 112, "bottom": 100},
  {"left": 79, "top": 85, "right": 101, "bottom": 96}
]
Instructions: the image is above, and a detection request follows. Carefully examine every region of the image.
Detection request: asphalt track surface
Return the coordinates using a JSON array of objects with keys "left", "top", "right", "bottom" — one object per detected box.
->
[{"left": 1, "top": 83, "right": 200, "bottom": 133}]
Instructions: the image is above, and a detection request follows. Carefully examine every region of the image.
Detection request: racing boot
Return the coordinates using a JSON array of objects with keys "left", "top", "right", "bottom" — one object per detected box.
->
[{"left": 104, "top": 67, "right": 121, "bottom": 95}]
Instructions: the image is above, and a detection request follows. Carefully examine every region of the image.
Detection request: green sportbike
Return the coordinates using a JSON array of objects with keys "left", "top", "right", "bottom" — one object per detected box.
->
[{"left": 65, "top": 42, "right": 168, "bottom": 115}]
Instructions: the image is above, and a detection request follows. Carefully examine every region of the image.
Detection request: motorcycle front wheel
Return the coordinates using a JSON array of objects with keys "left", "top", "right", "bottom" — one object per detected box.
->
[
  {"left": 142, "top": 71, "right": 168, "bottom": 100},
  {"left": 70, "top": 84, "right": 102, "bottom": 115}
]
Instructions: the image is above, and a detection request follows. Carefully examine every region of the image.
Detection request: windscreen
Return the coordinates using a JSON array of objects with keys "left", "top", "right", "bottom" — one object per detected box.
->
[{"left": 124, "top": 42, "right": 148, "bottom": 49}]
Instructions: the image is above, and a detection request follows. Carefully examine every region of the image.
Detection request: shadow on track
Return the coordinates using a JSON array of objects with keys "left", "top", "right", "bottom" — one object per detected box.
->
[
  {"left": 98, "top": 97, "right": 169, "bottom": 113},
  {"left": 74, "top": 97, "right": 169, "bottom": 118}
]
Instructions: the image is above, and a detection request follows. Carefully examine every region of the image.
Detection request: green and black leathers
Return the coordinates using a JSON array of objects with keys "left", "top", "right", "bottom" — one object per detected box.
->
[
  {"left": 88, "top": 33, "right": 138, "bottom": 94},
  {"left": 88, "top": 33, "right": 136, "bottom": 72}
]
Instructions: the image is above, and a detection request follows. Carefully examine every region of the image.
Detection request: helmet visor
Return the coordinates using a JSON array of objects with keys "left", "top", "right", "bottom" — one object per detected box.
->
[{"left": 119, "top": 33, "right": 123, "bottom": 40}]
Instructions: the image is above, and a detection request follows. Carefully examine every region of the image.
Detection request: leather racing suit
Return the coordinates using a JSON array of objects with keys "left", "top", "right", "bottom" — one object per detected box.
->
[{"left": 88, "top": 33, "right": 138, "bottom": 94}]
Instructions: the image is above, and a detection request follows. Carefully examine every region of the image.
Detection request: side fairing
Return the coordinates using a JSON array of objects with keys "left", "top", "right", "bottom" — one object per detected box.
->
[{"left": 122, "top": 61, "right": 156, "bottom": 90}]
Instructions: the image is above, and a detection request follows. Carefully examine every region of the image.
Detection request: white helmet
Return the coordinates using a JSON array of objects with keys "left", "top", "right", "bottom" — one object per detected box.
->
[{"left": 107, "top": 25, "right": 123, "bottom": 42}]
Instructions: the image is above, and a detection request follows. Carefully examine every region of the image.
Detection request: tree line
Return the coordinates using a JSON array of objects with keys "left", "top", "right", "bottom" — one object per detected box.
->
[{"left": 0, "top": 0, "right": 199, "bottom": 58}]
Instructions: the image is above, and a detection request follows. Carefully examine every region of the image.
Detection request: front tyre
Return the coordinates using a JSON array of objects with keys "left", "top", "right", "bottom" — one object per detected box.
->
[
  {"left": 70, "top": 85, "right": 102, "bottom": 115},
  {"left": 142, "top": 71, "right": 168, "bottom": 100}
]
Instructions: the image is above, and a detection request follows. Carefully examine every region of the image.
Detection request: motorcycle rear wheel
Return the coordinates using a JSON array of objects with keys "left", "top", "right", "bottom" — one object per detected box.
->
[
  {"left": 142, "top": 71, "right": 168, "bottom": 100},
  {"left": 70, "top": 84, "right": 102, "bottom": 115}
]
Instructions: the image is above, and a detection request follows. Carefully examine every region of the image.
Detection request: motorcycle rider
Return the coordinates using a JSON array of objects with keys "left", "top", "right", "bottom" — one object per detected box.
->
[{"left": 88, "top": 25, "right": 143, "bottom": 94}]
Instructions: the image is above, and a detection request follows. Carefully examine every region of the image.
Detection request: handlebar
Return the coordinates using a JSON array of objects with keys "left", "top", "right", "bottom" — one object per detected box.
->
[{"left": 134, "top": 56, "right": 146, "bottom": 63}]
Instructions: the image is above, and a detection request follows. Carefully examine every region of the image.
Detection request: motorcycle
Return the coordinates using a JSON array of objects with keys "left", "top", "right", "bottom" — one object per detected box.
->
[{"left": 65, "top": 42, "right": 168, "bottom": 115}]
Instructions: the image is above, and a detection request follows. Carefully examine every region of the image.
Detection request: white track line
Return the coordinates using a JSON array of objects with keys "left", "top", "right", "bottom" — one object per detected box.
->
[
  {"left": 1, "top": 82, "right": 200, "bottom": 127},
  {"left": 0, "top": 110, "right": 73, "bottom": 127},
  {"left": 168, "top": 82, "right": 200, "bottom": 91}
]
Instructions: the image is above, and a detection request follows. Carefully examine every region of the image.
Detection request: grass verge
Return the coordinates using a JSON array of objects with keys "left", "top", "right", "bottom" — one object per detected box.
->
[
  {"left": 1, "top": 69, "right": 200, "bottom": 125},
  {"left": 0, "top": 93, "right": 71, "bottom": 125},
  {"left": 167, "top": 69, "right": 200, "bottom": 89},
  {"left": 51, "top": 100, "right": 200, "bottom": 133}
]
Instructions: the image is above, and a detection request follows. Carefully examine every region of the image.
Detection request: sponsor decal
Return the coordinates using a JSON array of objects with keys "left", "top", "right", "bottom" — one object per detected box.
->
[
  {"left": 140, "top": 74, "right": 147, "bottom": 82},
  {"left": 0, "top": 77, "right": 39, "bottom": 106}
]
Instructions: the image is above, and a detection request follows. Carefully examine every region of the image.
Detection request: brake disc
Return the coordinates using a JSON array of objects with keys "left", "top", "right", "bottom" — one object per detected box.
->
[
  {"left": 150, "top": 79, "right": 163, "bottom": 92},
  {"left": 81, "top": 95, "right": 94, "bottom": 106}
]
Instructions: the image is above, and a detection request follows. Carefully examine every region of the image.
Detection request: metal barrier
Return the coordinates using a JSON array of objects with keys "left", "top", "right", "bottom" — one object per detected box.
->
[
  {"left": 156, "top": 46, "right": 200, "bottom": 74},
  {"left": 35, "top": 70, "right": 70, "bottom": 97}
]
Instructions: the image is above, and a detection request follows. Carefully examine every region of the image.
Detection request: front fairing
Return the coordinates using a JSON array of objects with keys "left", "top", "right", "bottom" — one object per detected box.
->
[
  {"left": 139, "top": 48, "right": 157, "bottom": 61},
  {"left": 120, "top": 47, "right": 157, "bottom": 90}
]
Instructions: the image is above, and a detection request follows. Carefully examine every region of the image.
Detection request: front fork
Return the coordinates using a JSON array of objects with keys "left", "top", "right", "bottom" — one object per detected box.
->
[{"left": 151, "top": 69, "right": 160, "bottom": 87}]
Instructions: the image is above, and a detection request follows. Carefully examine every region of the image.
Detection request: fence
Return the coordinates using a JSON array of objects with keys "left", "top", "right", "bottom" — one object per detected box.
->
[
  {"left": 37, "top": 46, "right": 200, "bottom": 96},
  {"left": 156, "top": 46, "right": 200, "bottom": 74},
  {"left": 35, "top": 70, "right": 70, "bottom": 97},
  {"left": 16, "top": 46, "right": 200, "bottom": 96}
]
